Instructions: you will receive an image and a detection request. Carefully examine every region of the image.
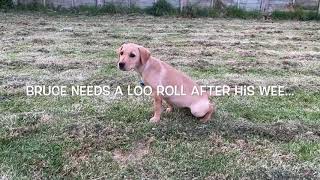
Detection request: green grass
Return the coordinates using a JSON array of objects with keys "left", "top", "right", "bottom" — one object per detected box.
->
[
  {"left": 1, "top": 13, "right": 320, "bottom": 179},
  {"left": 147, "top": 141, "right": 236, "bottom": 178},
  {"left": 1, "top": 92, "right": 319, "bottom": 178},
  {"left": 0, "top": 132, "right": 64, "bottom": 178},
  {"left": 6, "top": 52, "right": 18, "bottom": 61},
  {"left": 185, "top": 63, "right": 312, "bottom": 79},
  {"left": 217, "top": 91, "right": 320, "bottom": 124},
  {"left": 0, "top": 95, "right": 103, "bottom": 117},
  {"left": 104, "top": 100, "right": 151, "bottom": 124},
  {"left": 286, "top": 141, "right": 320, "bottom": 161}
]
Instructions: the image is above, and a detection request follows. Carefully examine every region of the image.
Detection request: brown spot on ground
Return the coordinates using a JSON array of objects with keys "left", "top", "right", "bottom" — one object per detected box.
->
[
  {"left": 32, "top": 38, "right": 55, "bottom": 45},
  {"left": 65, "top": 122, "right": 134, "bottom": 151},
  {"left": 112, "top": 137, "right": 155, "bottom": 166},
  {"left": 5, "top": 124, "right": 39, "bottom": 139},
  {"left": 62, "top": 142, "right": 94, "bottom": 177},
  {"left": 0, "top": 60, "right": 33, "bottom": 69},
  {"left": 39, "top": 114, "right": 53, "bottom": 124}
]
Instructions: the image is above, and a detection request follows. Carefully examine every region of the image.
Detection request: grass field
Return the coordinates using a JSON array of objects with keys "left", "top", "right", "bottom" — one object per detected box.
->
[{"left": 0, "top": 12, "right": 320, "bottom": 179}]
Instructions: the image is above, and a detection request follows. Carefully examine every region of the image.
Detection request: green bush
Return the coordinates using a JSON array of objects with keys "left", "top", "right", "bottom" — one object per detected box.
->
[
  {"left": 181, "top": 6, "right": 204, "bottom": 17},
  {"left": 272, "top": 8, "right": 319, "bottom": 20},
  {"left": 16, "top": 3, "right": 49, "bottom": 12},
  {"left": 180, "top": 6, "right": 219, "bottom": 18},
  {"left": 302, "top": 11, "right": 320, "bottom": 20},
  {"left": 14, "top": 3, "right": 143, "bottom": 16},
  {"left": 75, "top": 4, "right": 143, "bottom": 15},
  {"left": 225, "top": 6, "right": 246, "bottom": 18},
  {"left": 74, "top": 4, "right": 120, "bottom": 15},
  {"left": 296, "top": 9, "right": 319, "bottom": 20},
  {"left": 76, "top": 4, "right": 120, "bottom": 15},
  {"left": 272, "top": 10, "right": 298, "bottom": 20},
  {"left": 146, "top": 0, "right": 176, "bottom": 16},
  {"left": 0, "top": 0, "right": 13, "bottom": 9},
  {"left": 2, "top": 0, "right": 319, "bottom": 21},
  {"left": 225, "top": 6, "right": 262, "bottom": 19},
  {"left": 208, "top": 8, "right": 220, "bottom": 17}
]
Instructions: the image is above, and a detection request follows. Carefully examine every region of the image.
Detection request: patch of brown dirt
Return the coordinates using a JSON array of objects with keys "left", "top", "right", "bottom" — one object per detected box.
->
[
  {"left": 62, "top": 141, "right": 94, "bottom": 177},
  {"left": 37, "top": 48, "right": 50, "bottom": 53},
  {"left": 208, "top": 131, "right": 319, "bottom": 179},
  {"left": 227, "top": 60, "right": 265, "bottom": 73},
  {"left": 112, "top": 137, "right": 155, "bottom": 166},
  {"left": 192, "top": 40, "right": 220, "bottom": 47},
  {"left": 83, "top": 40, "right": 98, "bottom": 45},
  {"left": 37, "top": 20, "right": 48, "bottom": 26},
  {"left": 32, "top": 38, "right": 55, "bottom": 45},
  {"left": 186, "top": 59, "right": 212, "bottom": 69},
  {"left": 35, "top": 61, "right": 98, "bottom": 72},
  {"left": 36, "top": 63, "right": 78, "bottom": 72},
  {"left": 281, "top": 60, "right": 300, "bottom": 67},
  {"left": 65, "top": 122, "right": 133, "bottom": 150},
  {"left": 6, "top": 125, "right": 39, "bottom": 139},
  {"left": 71, "top": 31, "right": 92, "bottom": 37},
  {"left": 2, "top": 75, "right": 33, "bottom": 89},
  {"left": 227, "top": 60, "right": 264, "bottom": 67},
  {"left": 44, "top": 27, "right": 58, "bottom": 32},
  {"left": 0, "top": 60, "right": 33, "bottom": 69},
  {"left": 14, "top": 30, "right": 31, "bottom": 36},
  {"left": 1, "top": 113, "right": 50, "bottom": 140},
  {"left": 237, "top": 50, "right": 257, "bottom": 57}
]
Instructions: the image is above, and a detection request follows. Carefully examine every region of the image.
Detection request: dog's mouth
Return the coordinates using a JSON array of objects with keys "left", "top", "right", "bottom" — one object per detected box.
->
[
  {"left": 117, "top": 62, "right": 136, "bottom": 72},
  {"left": 118, "top": 66, "right": 135, "bottom": 72}
]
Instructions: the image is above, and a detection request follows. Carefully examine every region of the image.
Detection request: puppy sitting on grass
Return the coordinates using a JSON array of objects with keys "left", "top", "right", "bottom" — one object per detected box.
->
[{"left": 117, "top": 43, "right": 215, "bottom": 123}]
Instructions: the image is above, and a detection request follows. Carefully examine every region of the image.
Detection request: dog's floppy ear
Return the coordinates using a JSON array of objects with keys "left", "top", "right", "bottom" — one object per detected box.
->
[
  {"left": 117, "top": 44, "right": 124, "bottom": 57},
  {"left": 138, "top": 46, "right": 150, "bottom": 65}
]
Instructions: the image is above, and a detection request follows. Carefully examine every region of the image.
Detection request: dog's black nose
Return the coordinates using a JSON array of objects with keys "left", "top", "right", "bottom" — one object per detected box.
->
[{"left": 119, "top": 62, "right": 125, "bottom": 70}]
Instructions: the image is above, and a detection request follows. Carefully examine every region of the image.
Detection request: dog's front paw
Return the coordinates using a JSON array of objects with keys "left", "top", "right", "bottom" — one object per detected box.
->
[{"left": 149, "top": 116, "right": 160, "bottom": 123}]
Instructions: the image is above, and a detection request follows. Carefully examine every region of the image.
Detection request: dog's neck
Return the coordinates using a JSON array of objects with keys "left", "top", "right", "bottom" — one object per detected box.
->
[{"left": 136, "top": 57, "right": 153, "bottom": 77}]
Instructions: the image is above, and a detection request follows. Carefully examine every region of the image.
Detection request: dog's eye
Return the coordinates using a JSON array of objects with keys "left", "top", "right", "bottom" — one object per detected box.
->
[
  {"left": 120, "top": 51, "right": 124, "bottom": 55},
  {"left": 129, "top": 53, "right": 136, "bottom": 58}
]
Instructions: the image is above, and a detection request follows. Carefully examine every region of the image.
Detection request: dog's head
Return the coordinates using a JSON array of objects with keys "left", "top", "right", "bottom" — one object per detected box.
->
[{"left": 117, "top": 43, "right": 150, "bottom": 71}]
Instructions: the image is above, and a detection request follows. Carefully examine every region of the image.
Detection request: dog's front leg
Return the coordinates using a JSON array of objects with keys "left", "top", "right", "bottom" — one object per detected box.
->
[{"left": 150, "top": 94, "right": 162, "bottom": 123}]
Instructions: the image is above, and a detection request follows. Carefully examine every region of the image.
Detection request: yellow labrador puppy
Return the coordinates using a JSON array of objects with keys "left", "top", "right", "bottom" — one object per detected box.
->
[{"left": 117, "top": 43, "right": 215, "bottom": 123}]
